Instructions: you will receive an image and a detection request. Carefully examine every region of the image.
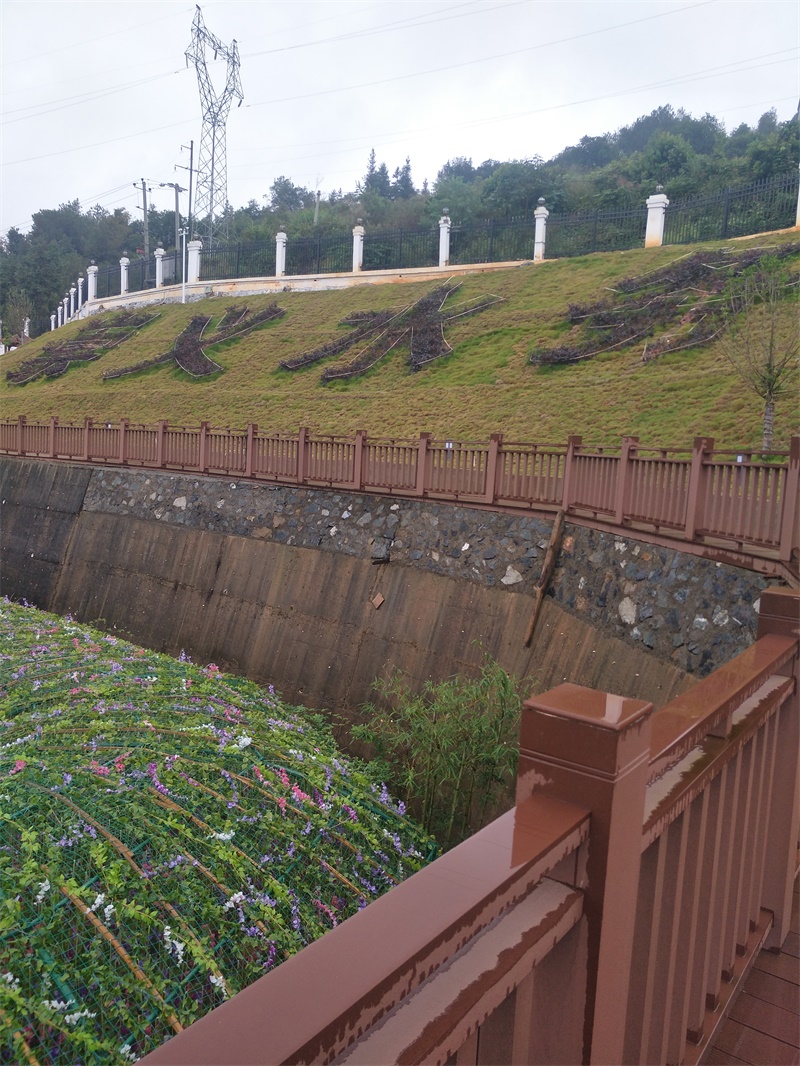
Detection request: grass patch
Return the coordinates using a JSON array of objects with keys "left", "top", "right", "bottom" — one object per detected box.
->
[{"left": 2, "top": 233, "right": 798, "bottom": 448}]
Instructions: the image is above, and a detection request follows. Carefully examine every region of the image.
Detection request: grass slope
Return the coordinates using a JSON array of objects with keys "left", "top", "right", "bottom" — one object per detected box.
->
[{"left": 2, "top": 233, "right": 798, "bottom": 449}]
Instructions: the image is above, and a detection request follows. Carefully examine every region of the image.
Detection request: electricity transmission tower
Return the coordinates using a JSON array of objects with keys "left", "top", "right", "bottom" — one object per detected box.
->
[{"left": 184, "top": 6, "right": 243, "bottom": 245}]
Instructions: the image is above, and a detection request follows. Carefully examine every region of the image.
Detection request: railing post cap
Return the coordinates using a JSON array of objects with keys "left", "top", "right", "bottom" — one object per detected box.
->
[
  {"left": 524, "top": 682, "right": 652, "bottom": 734},
  {"left": 520, "top": 683, "right": 653, "bottom": 783}
]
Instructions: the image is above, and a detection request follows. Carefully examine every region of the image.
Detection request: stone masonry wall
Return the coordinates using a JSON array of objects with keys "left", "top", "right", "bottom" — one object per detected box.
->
[{"left": 83, "top": 467, "right": 777, "bottom": 678}]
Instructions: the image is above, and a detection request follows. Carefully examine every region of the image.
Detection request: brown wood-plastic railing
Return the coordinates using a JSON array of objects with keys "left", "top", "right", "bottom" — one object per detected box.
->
[{"left": 2, "top": 419, "right": 798, "bottom": 575}]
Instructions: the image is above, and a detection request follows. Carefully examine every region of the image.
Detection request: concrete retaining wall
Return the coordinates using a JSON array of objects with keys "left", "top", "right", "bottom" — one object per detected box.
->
[{"left": 1, "top": 458, "right": 779, "bottom": 714}]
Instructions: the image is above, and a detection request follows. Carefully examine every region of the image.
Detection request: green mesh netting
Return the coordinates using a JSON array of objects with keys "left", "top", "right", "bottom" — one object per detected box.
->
[{"left": 0, "top": 600, "right": 436, "bottom": 1064}]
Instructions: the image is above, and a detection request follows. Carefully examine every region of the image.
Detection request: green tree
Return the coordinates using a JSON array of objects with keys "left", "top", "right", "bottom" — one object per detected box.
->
[
  {"left": 2, "top": 286, "right": 33, "bottom": 341},
  {"left": 719, "top": 256, "right": 799, "bottom": 451},
  {"left": 391, "top": 157, "right": 415, "bottom": 200}
]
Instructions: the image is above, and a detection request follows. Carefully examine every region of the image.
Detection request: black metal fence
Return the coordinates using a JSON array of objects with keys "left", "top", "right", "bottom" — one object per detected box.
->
[
  {"left": 286, "top": 234, "right": 352, "bottom": 276},
  {"left": 201, "top": 241, "right": 277, "bottom": 282},
  {"left": 663, "top": 171, "right": 799, "bottom": 245},
  {"left": 94, "top": 264, "right": 121, "bottom": 300},
  {"left": 363, "top": 229, "right": 438, "bottom": 271},
  {"left": 80, "top": 172, "right": 797, "bottom": 304},
  {"left": 545, "top": 207, "right": 646, "bottom": 258},
  {"left": 450, "top": 218, "right": 536, "bottom": 264}
]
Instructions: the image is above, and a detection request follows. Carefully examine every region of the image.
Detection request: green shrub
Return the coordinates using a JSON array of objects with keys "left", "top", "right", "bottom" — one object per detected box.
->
[{"left": 352, "top": 657, "right": 524, "bottom": 847}]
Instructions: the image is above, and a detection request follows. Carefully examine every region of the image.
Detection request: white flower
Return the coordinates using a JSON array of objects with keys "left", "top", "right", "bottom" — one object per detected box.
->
[
  {"left": 103, "top": 903, "right": 116, "bottom": 923},
  {"left": 119, "top": 1045, "right": 137, "bottom": 1062},
  {"left": 209, "top": 974, "right": 227, "bottom": 997},
  {"left": 236, "top": 734, "right": 252, "bottom": 749},
  {"left": 211, "top": 830, "right": 235, "bottom": 842},
  {"left": 42, "top": 998, "right": 72, "bottom": 1012},
  {"left": 87, "top": 892, "right": 105, "bottom": 913},
  {"left": 65, "top": 1009, "right": 96, "bottom": 1025},
  {"left": 35, "top": 879, "right": 50, "bottom": 904},
  {"left": 223, "top": 891, "right": 246, "bottom": 911},
  {"left": 162, "top": 925, "right": 185, "bottom": 964},
  {"left": 2, "top": 972, "right": 20, "bottom": 992}
]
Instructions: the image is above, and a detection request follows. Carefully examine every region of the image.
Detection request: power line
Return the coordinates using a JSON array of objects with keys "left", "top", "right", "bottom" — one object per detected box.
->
[
  {"left": 2, "top": 6, "right": 191, "bottom": 67},
  {"left": 228, "top": 51, "right": 797, "bottom": 164},
  {"left": 245, "top": 0, "right": 717, "bottom": 109},
  {"left": 0, "top": 70, "right": 187, "bottom": 125}
]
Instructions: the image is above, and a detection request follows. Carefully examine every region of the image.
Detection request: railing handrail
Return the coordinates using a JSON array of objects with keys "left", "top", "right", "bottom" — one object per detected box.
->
[
  {"left": 140, "top": 792, "right": 589, "bottom": 1065},
  {"left": 647, "top": 631, "right": 799, "bottom": 782}
]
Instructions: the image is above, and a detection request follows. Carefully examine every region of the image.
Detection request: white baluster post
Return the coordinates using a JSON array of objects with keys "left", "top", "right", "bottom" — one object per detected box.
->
[
  {"left": 50, "top": 314, "right": 57, "bottom": 331},
  {"left": 69, "top": 286, "right": 76, "bottom": 319},
  {"left": 352, "top": 221, "right": 365, "bottom": 272},
  {"left": 645, "top": 186, "right": 670, "bottom": 248},
  {"left": 120, "top": 256, "right": 130, "bottom": 295},
  {"left": 438, "top": 210, "right": 451, "bottom": 268},
  {"left": 534, "top": 198, "right": 549, "bottom": 261},
  {"left": 77, "top": 276, "right": 84, "bottom": 312},
  {"left": 187, "top": 240, "right": 202, "bottom": 284},
  {"left": 87, "top": 263, "right": 98, "bottom": 302},
  {"left": 275, "top": 230, "right": 287, "bottom": 277},
  {"left": 154, "top": 246, "right": 165, "bottom": 288},
  {"left": 57, "top": 306, "right": 63, "bottom": 328},
  {"left": 23, "top": 317, "right": 30, "bottom": 340},
  {"left": 62, "top": 294, "right": 69, "bottom": 322}
]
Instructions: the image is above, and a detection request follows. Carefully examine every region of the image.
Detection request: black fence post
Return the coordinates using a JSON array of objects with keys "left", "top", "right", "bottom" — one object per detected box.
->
[{"left": 721, "top": 189, "right": 731, "bottom": 239}]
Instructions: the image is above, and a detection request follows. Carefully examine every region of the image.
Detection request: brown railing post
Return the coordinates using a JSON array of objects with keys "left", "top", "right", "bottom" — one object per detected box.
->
[
  {"left": 47, "top": 416, "right": 57, "bottom": 459},
  {"left": 517, "top": 683, "right": 653, "bottom": 1065},
  {"left": 156, "top": 420, "right": 167, "bottom": 469},
  {"left": 416, "top": 432, "right": 430, "bottom": 497},
  {"left": 82, "top": 417, "right": 92, "bottom": 462},
  {"left": 352, "top": 430, "right": 365, "bottom": 490},
  {"left": 614, "top": 435, "right": 639, "bottom": 525},
  {"left": 245, "top": 423, "right": 257, "bottom": 479},
  {"left": 778, "top": 435, "right": 799, "bottom": 563},
  {"left": 561, "top": 434, "right": 581, "bottom": 511},
  {"left": 16, "top": 415, "right": 26, "bottom": 457},
  {"left": 684, "top": 435, "right": 714, "bottom": 539},
  {"left": 296, "top": 427, "right": 308, "bottom": 484},
  {"left": 198, "top": 421, "right": 209, "bottom": 474},
  {"left": 756, "top": 587, "right": 800, "bottom": 949},
  {"left": 118, "top": 419, "right": 129, "bottom": 465},
  {"left": 484, "top": 432, "right": 502, "bottom": 504}
]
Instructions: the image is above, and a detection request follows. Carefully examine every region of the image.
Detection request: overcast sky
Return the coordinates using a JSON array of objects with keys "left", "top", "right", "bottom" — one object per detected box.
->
[{"left": 1, "top": 0, "right": 797, "bottom": 237}]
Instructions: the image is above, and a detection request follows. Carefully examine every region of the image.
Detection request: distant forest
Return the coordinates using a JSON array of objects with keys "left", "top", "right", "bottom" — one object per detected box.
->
[{"left": 2, "top": 104, "right": 797, "bottom": 337}]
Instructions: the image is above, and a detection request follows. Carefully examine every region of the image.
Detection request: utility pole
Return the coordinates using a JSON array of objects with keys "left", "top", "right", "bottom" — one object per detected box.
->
[
  {"left": 178, "top": 140, "right": 194, "bottom": 238},
  {"left": 133, "top": 178, "right": 152, "bottom": 261},
  {"left": 160, "top": 181, "right": 186, "bottom": 255}
]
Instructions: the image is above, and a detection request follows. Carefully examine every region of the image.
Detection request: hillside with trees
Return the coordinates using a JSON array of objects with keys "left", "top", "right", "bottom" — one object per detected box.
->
[{"left": 1, "top": 104, "right": 797, "bottom": 337}]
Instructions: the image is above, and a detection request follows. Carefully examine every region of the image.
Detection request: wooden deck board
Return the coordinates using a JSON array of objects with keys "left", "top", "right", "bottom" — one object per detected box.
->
[
  {"left": 728, "top": 992, "right": 800, "bottom": 1048},
  {"left": 706, "top": 873, "right": 800, "bottom": 1065},
  {"left": 713, "top": 1019, "right": 800, "bottom": 1065},
  {"left": 755, "top": 951, "right": 800, "bottom": 985},
  {"left": 743, "top": 969, "right": 800, "bottom": 1012}
]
